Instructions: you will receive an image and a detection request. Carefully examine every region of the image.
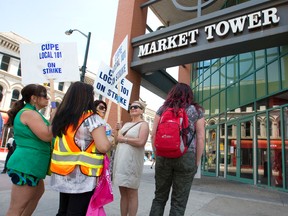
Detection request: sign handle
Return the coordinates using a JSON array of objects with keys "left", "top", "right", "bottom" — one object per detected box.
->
[
  {"left": 117, "top": 82, "right": 121, "bottom": 123},
  {"left": 49, "top": 79, "right": 57, "bottom": 109},
  {"left": 105, "top": 100, "right": 112, "bottom": 122}
]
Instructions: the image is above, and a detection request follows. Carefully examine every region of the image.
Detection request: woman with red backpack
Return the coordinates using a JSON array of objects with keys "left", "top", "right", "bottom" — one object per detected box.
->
[{"left": 149, "top": 83, "right": 205, "bottom": 216}]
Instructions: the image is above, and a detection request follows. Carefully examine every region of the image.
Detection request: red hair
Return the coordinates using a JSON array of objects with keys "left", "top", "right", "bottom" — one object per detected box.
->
[{"left": 163, "top": 83, "right": 203, "bottom": 113}]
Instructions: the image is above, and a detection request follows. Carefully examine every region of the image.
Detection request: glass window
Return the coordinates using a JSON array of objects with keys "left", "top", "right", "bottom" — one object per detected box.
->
[
  {"left": 227, "top": 83, "right": 239, "bottom": 111},
  {"left": 227, "top": 56, "right": 238, "bottom": 86},
  {"left": 10, "top": 89, "right": 20, "bottom": 108},
  {"left": 210, "top": 94, "right": 219, "bottom": 115},
  {"left": 17, "top": 63, "right": 22, "bottom": 76},
  {"left": 203, "top": 99, "right": 210, "bottom": 117},
  {"left": 203, "top": 77, "right": 210, "bottom": 100},
  {"left": 266, "top": 47, "right": 278, "bottom": 63},
  {"left": 279, "top": 45, "right": 288, "bottom": 55},
  {"left": 240, "top": 73, "right": 254, "bottom": 105},
  {"left": 280, "top": 54, "right": 288, "bottom": 89},
  {"left": 256, "top": 68, "right": 266, "bottom": 99},
  {"left": 211, "top": 70, "right": 219, "bottom": 94},
  {"left": 239, "top": 52, "right": 254, "bottom": 79},
  {"left": 267, "top": 61, "right": 280, "bottom": 94},
  {"left": 284, "top": 106, "right": 288, "bottom": 190},
  {"left": 219, "top": 66, "right": 226, "bottom": 90},
  {"left": 255, "top": 50, "right": 265, "bottom": 69},
  {"left": 220, "top": 90, "right": 226, "bottom": 113},
  {"left": 1, "top": 55, "right": 10, "bottom": 71}
]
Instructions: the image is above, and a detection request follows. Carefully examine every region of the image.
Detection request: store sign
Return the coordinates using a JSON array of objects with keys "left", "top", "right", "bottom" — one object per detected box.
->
[{"left": 138, "top": 7, "right": 280, "bottom": 57}]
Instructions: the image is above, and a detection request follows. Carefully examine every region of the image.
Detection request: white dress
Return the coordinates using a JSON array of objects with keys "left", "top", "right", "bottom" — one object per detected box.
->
[{"left": 113, "top": 122, "right": 145, "bottom": 189}]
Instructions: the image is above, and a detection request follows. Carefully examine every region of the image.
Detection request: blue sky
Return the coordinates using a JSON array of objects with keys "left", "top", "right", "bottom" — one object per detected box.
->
[
  {"left": 1, "top": 0, "right": 169, "bottom": 110},
  {"left": 2, "top": 0, "right": 118, "bottom": 72}
]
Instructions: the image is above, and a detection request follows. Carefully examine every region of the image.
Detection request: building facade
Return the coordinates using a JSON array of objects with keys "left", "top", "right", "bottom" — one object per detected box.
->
[{"left": 111, "top": 0, "right": 288, "bottom": 191}]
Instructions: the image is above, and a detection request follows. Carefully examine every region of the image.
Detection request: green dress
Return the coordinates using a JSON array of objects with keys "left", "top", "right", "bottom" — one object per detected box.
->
[{"left": 7, "top": 103, "right": 51, "bottom": 179}]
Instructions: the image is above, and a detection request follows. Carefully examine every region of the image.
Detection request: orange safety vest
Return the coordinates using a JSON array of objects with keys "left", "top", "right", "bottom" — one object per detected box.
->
[{"left": 50, "top": 111, "right": 104, "bottom": 177}]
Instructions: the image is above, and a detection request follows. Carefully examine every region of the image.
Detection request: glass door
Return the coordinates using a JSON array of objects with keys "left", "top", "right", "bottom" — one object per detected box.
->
[
  {"left": 203, "top": 125, "right": 217, "bottom": 176},
  {"left": 226, "top": 117, "right": 254, "bottom": 183}
]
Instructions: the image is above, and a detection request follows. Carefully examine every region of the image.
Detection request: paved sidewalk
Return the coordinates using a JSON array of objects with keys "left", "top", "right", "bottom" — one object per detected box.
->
[{"left": 1, "top": 159, "right": 288, "bottom": 216}]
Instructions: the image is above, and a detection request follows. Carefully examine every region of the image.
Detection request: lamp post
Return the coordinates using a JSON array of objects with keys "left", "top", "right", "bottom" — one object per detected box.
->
[{"left": 65, "top": 29, "right": 91, "bottom": 82}]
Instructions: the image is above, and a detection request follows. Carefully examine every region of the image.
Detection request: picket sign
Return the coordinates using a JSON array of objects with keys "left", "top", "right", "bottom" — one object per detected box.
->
[
  {"left": 98, "top": 35, "right": 130, "bottom": 127},
  {"left": 112, "top": 35, "right": 128, "bottom": 125},
  {"left": 20, "top": 42, "right": 80, "bottom": 110}
]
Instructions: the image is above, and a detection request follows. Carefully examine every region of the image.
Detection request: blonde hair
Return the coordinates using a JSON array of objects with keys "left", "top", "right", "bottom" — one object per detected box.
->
[{"left": 132, "top": 100, "right": 146, "bottom": 113}]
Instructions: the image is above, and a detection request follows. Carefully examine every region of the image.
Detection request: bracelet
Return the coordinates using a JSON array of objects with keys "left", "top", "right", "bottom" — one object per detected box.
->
[{"left": 125, "top": 137, "right": 128, "bottom": 143}]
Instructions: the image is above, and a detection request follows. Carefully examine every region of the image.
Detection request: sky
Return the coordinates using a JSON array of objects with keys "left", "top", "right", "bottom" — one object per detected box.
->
[{"left": 1, "top": 0, "right": 175, "bottom": 111}]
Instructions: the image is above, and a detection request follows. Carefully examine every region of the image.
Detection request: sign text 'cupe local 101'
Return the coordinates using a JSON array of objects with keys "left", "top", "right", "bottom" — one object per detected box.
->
[{"left": 20, "top": 42, "right": 80, "bottom": 84}]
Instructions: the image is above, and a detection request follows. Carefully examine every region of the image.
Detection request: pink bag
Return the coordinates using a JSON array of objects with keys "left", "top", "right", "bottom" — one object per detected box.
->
[{"left": 86, "top": 155, "right": 114, "bottom": 216}]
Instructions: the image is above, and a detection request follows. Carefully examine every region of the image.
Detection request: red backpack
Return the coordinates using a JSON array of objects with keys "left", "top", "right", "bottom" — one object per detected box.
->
[{"left": 155, "top": 108, "right": 194, "bottom": 158}]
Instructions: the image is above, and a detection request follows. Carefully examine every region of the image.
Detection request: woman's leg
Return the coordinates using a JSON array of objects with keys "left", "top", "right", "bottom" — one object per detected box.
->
[
  {"left": 65, "top": 191, "right": 94, "bottom": 216},
  {"left": 149, "top": 156, "right": 173, "bottom": 216},
  {"left": 56, "top": 192, "right": 69, "bottom": 216},
  {"left": 6, "top": 180, "right": 44, "bottom": 216},
  {"left": 126, "top": 188, "right": 139, "bottom": 216},
  {"left": 21, "top": 179, "right": 45, "bottom": 216},
  {"left": 169, "top": 152, "right": 198, "bottom": 216},
  {"left": 119, "top": 186, "right": 129, "bottom": 216}
]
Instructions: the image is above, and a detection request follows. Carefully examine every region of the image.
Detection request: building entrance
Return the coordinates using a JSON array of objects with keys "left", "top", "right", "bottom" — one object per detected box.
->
[
  {"left": 203, "top": 125, "right": 217, "bottom": 176},
  {"left": 226, "top": 117, "right": 254, "bottom": 184}
]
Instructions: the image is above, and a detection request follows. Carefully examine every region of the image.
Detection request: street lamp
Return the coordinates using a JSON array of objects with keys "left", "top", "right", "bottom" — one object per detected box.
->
[{"left": 65, "top": 29, "right": 91, "bottom": 82}]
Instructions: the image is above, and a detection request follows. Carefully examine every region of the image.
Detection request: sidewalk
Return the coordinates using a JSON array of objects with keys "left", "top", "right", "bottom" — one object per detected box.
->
[{"left": 1, "top": 159, "right": 288, "bottom": 216}]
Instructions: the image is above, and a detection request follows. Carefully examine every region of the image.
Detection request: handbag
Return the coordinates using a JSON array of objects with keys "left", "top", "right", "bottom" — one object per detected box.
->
[{"left": 86, "top": 155, "right": 113, "bottom": 216}]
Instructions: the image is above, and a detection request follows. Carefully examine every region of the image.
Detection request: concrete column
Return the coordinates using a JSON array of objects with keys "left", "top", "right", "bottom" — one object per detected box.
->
[{"left": 108, "top": 0, "right": 148, "bottom": 126}]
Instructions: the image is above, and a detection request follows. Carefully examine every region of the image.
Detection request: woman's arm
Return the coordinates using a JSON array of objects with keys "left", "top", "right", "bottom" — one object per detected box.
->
[
  {"left": 196, "top": 117, "right": 205, "bottom": 166},
  {"left": 21, "top": 110, "right": 53, "bottom": 142},
  {"left": 91, "top": 126, "right": 112, "bottom": 153},
  {"left": 117, "top": 122, "right": 150, "bottom": 147},
  {"left": 150, "top": 114, "right": 160, "bottom": 153}
]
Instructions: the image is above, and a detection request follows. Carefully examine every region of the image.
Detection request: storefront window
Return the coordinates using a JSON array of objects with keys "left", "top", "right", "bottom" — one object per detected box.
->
[
  {"left": 227, "top": 83, "right": 239, "bottom": 111},
  {"left": 284, "top": 106, "right": 288, "bottom": 190},
  {"left": 255, "top": 50, "right": 265, "bottom": 69},
  {"left": 240, "top": 73, "right": 254, "bottom": 105},
  {"left": 267, "top": 61, "right": 280, "bottom": 94},
  {"left": 211, "top": 94, "right": 219, "bottom": 115},
  {"left": 211, "top": 70, "right": 219, "bottom": 94},
  {"left": 239, "top": 52, "right": 254, "bottom": 79},
  {"left": 280, "top": 54, "right": 288, "bottom": 89},
  {"left": 256, "top": 68, "right": 266, "bottom": 98}
]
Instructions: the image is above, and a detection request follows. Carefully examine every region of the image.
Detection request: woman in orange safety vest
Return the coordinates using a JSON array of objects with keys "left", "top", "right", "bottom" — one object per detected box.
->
[{"left": 50, "top": 82, "right": 112, "bottom": 216}]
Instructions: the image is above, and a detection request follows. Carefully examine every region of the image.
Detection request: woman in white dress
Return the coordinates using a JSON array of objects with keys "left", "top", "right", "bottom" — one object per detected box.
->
[{"left": 113, "top": 100, "right": 149, "bottom": 216}]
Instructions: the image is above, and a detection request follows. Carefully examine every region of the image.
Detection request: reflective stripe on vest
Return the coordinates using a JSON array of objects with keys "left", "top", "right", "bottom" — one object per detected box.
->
[{"left": 50, "top": 111, "right": 104, "bottom": 177}]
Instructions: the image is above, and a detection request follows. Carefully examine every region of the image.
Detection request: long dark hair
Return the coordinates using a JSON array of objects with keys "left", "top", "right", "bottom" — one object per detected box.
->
[
  {"left": 52, "top": 82, "right": 96, "bottom": 137},
  {"left": 163, "top": 82, "right": 203, "bottom": 113},
  {"left": 7, "top": 84, "right": 47, "bottom": 127}
]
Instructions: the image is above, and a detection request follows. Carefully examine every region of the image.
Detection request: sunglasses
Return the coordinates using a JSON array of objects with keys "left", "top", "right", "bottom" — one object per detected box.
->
[
  {"left": 38, "top": 93, "right": 49, "bottom": 100},
  {"left": 98, "top": 105, "right": 106, "bottom": 111},
  {"left": 129, "top": 105, "right": 142, "bottom": 110}
]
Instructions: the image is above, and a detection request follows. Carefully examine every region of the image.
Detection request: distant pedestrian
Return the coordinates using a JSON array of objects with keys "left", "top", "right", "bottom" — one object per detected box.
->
[
  {"left": 1, "top": 128, "right": 15, "bottom": 174},
  {"left": 0, "top": 91, "right": 3, "bottom": 144},
  {"left": 113, "top": 100, "right": 150, "bottom": 216},
  {"left": 150, "top": 151, "right": 155, "bottom": 169},
  {"left": 149, "top": 83, "right": 205, "bottom": 216}
]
